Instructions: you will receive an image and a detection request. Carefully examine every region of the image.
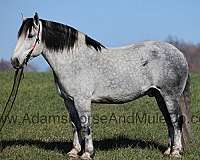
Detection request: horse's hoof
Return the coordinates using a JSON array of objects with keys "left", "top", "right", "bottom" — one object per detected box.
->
[
  {"left": 80, "top": 152, "right": 92, "bottom": 160},
  {"left": 68, "top": 157, "right": 79, "bottom": 160},
  {"left": 68, "top": 154, "right": 79, "bottom": 160},
  {"left": 163, "top": 147, "right": 171, "bottom": 155},
  {"left": 170, "top": 150, "right": 182, "bottom": 158},
  {"left": 67, "top": 148, "right": 79, "bottom": 159}
]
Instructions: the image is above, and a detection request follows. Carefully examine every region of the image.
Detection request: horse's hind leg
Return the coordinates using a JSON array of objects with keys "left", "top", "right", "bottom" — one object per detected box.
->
[
  {"left": 163, "top": 95, "right": 182, "bottom": 157},
  {"left": 154, "top": 89, "right": 173, "bottom": 155}
]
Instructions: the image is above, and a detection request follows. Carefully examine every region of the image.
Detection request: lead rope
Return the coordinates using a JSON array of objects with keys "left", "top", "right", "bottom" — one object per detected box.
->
[
  {"left": 0, "top": 22, "right": 40, "bottom": 132},
  {"left": 0, "top": 68, "right": 24, "bottom": 132},
  {"left": 0, "top": 18, "right": 40, "bottom": 150}
]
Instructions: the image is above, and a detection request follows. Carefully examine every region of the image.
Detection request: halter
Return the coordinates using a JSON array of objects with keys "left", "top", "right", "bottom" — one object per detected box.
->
[{"left": 24, "top": 21, "right": 40, "bottom": 65}]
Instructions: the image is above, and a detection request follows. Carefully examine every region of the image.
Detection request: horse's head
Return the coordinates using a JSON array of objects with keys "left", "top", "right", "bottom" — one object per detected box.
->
[{"left": 11, "top": 13, "right": 43, "bottom": 69}]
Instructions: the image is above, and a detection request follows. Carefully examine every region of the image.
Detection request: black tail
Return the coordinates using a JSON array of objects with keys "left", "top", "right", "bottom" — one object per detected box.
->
[{"left": 179, "top": 74, "right": 191, "bottom": 149}]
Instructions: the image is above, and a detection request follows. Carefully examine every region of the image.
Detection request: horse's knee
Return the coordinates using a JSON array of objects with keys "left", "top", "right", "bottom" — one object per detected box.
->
[{"left": 81, "top": 125, "right": 91, "bottom": 136}]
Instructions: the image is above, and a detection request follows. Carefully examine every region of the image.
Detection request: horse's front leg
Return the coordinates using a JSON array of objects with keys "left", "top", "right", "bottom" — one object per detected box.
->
[
  {"left": 65, "top": 97, "right": 94, "bottom": 160},
  {"left": 74, "top": 97, "right": 94, "bottom": 160},
  {"left": 64, "top": 98, "right": 82, "bottom": 159}
]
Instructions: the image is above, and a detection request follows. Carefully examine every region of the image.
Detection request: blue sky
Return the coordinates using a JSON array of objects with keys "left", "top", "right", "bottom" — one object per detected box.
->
[{"left": 0, "top": 0, "right": 200, "bottom": 71}]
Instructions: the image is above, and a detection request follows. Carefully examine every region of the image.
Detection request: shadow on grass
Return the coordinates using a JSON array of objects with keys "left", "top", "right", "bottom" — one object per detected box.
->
[{"left": 0, "top": 136, "right": 167, "bottom": 154}]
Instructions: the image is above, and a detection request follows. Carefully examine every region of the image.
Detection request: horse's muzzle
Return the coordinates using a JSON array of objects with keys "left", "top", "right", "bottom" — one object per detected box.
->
[{"left": 11, "top": 57, "right": 22, "bottom": 69}]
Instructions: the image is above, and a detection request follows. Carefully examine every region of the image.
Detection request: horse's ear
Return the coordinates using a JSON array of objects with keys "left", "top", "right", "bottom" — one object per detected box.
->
[
  {"left": 20, "top": 12, "right": 26, "bottom": 21},
  {"left": 33, "top": 12, "right": 39, "bottom": 25}
]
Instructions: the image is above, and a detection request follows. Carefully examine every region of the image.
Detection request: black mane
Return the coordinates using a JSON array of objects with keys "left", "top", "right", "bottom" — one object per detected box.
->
[
  {"left": 18, "top": 18, "right": 105, "bottom": 52},
  {"left": 18, "top": 18, "right": 33, "bottom": 38},
  {"left": 41, "top": 19, "right": 78, "bottom": 51},
  {"left": 85, "top": 35, "right": 105, "bottom": 52}
]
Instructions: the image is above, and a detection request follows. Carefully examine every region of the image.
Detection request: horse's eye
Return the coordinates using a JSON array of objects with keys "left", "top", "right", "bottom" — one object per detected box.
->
[{"left": 28, "top": 34, "right": 34, "bottom": 38}]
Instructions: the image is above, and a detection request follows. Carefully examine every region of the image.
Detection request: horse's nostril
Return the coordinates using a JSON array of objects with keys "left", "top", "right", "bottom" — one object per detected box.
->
[{"left": 11, "top": 57, "right": 20, "bottom": 68}]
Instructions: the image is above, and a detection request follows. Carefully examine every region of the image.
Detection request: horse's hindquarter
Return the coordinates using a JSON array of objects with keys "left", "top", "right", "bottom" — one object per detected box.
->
[{"left": 91, "top": 41, "right": 188, "bottom": 103}]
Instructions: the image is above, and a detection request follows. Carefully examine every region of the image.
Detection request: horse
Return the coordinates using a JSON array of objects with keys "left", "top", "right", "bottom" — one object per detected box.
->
[{"left": 11, "top": 13, "right": 191, "bottom": 159}]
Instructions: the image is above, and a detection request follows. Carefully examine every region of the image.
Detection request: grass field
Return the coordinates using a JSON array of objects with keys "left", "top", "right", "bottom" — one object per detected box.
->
[{"left": 0, "top": 71, "right": 200, "bottom": 160}]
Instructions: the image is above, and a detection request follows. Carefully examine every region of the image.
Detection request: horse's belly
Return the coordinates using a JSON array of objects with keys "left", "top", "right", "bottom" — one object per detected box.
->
[
  {"left": 91, "top": 94, "right": 143, "bottom": 104},
  {"left": 91, "top": 71, "right": 151, "bottom": 104},
  {"left": 91, "top": 87, "right": 145, "bottom": 104}
]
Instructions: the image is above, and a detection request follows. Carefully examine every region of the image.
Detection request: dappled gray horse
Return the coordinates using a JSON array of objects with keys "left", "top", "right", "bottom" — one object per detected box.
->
[{"left": 11, "top": 13, "right": 190, "bottom": 159}]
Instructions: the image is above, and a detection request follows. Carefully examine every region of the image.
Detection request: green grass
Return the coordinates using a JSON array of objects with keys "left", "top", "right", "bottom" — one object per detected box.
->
[{"left": 0, "top": 71, "right": 200, "bottom": 160}]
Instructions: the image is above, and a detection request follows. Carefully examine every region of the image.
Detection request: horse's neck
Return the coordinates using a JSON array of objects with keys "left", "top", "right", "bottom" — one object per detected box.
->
[
  {"left": 42, "top": 49, "right": 72, "bottom": 73},
  {"left": 41, "top": 30, "right": 77, "bottom": 69},
  {"left": 42, "top": 44, "right": 95, "bottom": 76}
]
